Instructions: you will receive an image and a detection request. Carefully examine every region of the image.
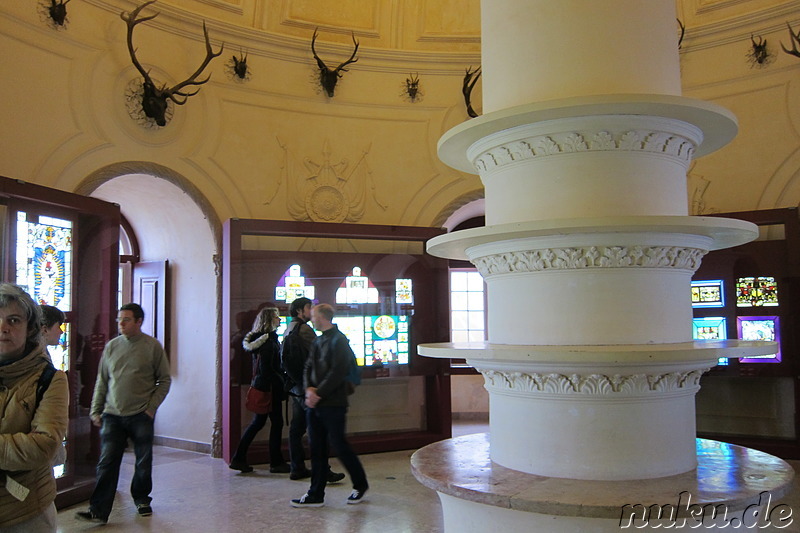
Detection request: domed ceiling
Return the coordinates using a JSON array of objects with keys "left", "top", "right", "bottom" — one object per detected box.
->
[{"left": 109, "top": 0, "right": 796, "bottom": 56}]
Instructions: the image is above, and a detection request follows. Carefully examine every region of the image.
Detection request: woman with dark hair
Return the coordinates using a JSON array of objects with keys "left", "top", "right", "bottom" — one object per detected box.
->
[
  {"left": 229, "top": 307, "right": 290, "bottom": 473},
  {"left": 39, "top": 305, "right": 65, "bottom": 348},
  {"left": 0, "top": 284, "right": 68, "bottom": 532}
]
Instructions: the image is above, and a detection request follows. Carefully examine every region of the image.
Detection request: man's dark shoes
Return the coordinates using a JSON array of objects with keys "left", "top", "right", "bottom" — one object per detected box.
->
[
  {"left": 136, "top": 503, "right": 153, "bottom": 517},
  {"left": 327, "top": 470, "right": 346, "bottom": 483},
  {"left": 269, "top": 463, "right": 291, "bottom": 474},
  {"left": 290, "top": 468, "right": 311, "bottom": 480},
  {"left": 347, "top": 488, "right": 367, "bottom": 504},
  {"left": 229, "top": 459, "right": 253, "bottom": 473},
  {"left": 291, "top": 493, "right": 325, "bottom": 508},
  {"left": 75, "top": 510, "right": 108, "bottom": 524}
]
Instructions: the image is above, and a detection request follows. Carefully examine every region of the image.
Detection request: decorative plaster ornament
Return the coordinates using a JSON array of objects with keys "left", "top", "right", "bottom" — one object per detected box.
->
[
  {"left": 472, "top": 245, "right": 707, "bottom": 277},
  {"left": 479, "top": 368, "right": 709, "bottom": 396},
  {"left": 270, "top": 139, "right": 387, "bottom": 223}
]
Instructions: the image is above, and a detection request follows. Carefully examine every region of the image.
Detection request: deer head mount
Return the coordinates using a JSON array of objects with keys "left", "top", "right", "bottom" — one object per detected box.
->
[
  {"left": 404, "top": 73, "right": 422, "bottom": 103},
  {"left": 311, "top": 28, "right": 359, "bottom": 97},
  {"left": 121, "top": 0, "right": 223, "bottom": 127},
  {"left": 226, "top": 49, "right": 250, "bottom": 82},
  {"left": 47, "top": 0, "right": 70, "bottom": 26},
  {"left": 747, "top": 34, "right": 774, "bottom": 67},
  {"left": 462, "top": 66, "right": 481, "bottom": 118},
  {"left": 781, "top": 22, "right": 800, "bottom": 59}
]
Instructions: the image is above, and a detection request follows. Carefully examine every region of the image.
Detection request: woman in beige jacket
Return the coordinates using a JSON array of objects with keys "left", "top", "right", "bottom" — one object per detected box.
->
[{"left": 0, "top": 284, "right": 69, "bottom": 532}]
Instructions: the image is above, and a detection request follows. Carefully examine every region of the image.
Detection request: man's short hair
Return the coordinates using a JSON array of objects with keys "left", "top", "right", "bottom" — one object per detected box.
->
[
  {"left": 120, "top": 302, "right": 145, "bottom": 321},
  {"left": 289, "top": 297, "right": 313, "bottom": 318},
  {"left": 41, "top": 304, "right": 66, "bottom": 329},
  {"left": 312, "top": 303, "right": 335, "bottom": 322}
]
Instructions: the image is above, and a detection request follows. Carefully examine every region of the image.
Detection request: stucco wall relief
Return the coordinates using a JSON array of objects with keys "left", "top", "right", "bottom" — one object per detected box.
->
[{"left": 268, "top": 139, "right": 387, "bottom": 223}]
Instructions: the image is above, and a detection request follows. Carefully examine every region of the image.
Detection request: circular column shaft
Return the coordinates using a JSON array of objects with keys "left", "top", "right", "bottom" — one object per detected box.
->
[{"left": 481, "top": 0, "right": 682, "bottom": 112}]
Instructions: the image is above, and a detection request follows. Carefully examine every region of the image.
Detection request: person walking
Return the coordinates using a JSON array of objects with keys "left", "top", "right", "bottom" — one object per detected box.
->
[
  {"left": 291, "top": 303, "right": 368, "bottom": 508},
  {"left": 282, "top": 297, "right": 344, "bottom": 484},
  {"left": 0, "top": 284, "right": 68, "bottom": 533},
  {"left": 229, "top": 307, "right": 290, "bottom": 473},
  {"left": 75, "top": 303, "right": 171, "bottom": 524}
]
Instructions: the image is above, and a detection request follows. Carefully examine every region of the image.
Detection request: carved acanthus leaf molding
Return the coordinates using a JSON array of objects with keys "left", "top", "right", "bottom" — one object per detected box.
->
[
  {"left": 473, "top": 245, "right": 707, "bottom": 277},
  {"left": 479, "top": 369, "right": 708, "bottom": 396},
  {"left": 474, "top": 130, "right": 695, "bottom": 173}
]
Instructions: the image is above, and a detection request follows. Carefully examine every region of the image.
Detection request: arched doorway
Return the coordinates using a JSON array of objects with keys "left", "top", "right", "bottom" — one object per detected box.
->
[{"left": 78, "top": 170, "right": 222, "bottom": 455}]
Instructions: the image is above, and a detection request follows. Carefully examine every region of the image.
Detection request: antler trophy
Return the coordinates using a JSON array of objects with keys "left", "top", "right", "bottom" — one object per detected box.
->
[
  {"left": 311, "top": 28, "right": 359, "bottom": 97},
  {"left": 781, "top": 22, "right": 800, "bottom": 59},
  {"left": 462, "top": 66, "right": 481, "bottom": 118},
  {"left": 121, "top": 0, "right": 223, "bottom": 127}
]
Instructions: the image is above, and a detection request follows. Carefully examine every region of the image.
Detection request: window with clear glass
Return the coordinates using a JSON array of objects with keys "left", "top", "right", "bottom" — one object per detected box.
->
[{"left": 450, "top": 269, "right": 486, "bottom": 343}]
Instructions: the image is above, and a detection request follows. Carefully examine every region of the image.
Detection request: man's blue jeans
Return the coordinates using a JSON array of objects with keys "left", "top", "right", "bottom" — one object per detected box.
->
[{"left": 89, "top": 412, "right": 154, "bottom": 519}]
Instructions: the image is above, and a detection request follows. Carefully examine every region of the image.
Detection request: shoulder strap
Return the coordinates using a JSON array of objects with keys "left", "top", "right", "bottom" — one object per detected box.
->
[{"left": 35, "top": 362, "right": 58, "bottom": 409}]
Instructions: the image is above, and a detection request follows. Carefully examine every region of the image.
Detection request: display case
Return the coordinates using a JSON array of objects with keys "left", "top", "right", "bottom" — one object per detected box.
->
[
  {"left": 222, "top": 219, "right": 451, "bottom": 464},
  {"left": 0, "top": 176, "right": 120, "bottom": 508},
  {"left": 693, "top": 208, "right": 799, "bottom": 457}
]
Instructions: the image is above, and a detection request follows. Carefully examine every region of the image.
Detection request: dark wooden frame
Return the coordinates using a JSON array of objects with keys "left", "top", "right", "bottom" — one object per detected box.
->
[
  {"left": 0, "top": 176, "right": 120, "bottom": 508},
  {"left": 222, "top": 219, "right": 453, "bottom": 463},
  {"left": 695, "top": 208, "right": 800, "bottom": 458}
]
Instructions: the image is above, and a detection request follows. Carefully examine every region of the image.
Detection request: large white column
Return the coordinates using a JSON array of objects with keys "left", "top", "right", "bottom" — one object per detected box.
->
[{"left": 417, "top": 0, "right": 782, "bottom": 497}]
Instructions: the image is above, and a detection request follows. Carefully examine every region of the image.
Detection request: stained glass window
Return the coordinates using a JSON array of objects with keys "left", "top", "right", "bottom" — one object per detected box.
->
[
  {"left": 738, "top": 316, "right": 781, "bottom": 363},
  {"left": 275, "top": 264, "right": 315, "bottom": 303},
  {"left": 335, "top": 266, "right": 379, "bottom": 304},
  {"left": 396, "top": 279, "right": 413, "bottom": 304},
  {"left": 16, "top": 212, "right": 72, "bottom": 311},
  {"left": 691, "top": 280, "right": 724, "bottom": 308},
  {"left": 47, "top": 322, "right": 70, "bottom": 372},
  {"left": 692, "top": 316, "right": 728, "bottom": 366},
  {"left": 736, "top": 276, "right": 778, "bottom": 307}
]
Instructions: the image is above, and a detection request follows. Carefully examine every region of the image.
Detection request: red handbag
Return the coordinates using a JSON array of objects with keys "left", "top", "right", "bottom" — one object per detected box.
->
[{"left": 246, "top": 387, "right": 272, "bottom": 414}]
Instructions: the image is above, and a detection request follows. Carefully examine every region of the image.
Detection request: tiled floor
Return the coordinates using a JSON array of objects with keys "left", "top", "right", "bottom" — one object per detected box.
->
[{"left": 57, "top": 422, "right": 800, "bottom": 532}]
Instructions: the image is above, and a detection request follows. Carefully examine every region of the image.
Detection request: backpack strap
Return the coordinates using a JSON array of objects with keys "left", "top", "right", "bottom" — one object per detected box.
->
[{"left": 35, "top": 362, "right": 58, "bottom": 410}]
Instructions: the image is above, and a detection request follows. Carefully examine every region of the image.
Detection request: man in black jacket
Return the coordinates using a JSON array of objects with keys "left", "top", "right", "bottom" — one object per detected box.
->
[
  {"left": 283, "top": 297, "right": 344, "bottom": 483},
  {"left": 291, "top": 303, "right": 368, "bottom": 508}
]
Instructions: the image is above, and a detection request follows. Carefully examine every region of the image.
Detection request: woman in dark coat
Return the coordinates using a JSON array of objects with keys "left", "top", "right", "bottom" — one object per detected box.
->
[{"left": 229, "top": 307, "right": 289, "bottom": 473}]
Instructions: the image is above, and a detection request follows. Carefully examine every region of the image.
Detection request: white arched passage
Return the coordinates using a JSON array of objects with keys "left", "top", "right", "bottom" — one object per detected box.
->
[{"left": 88, "top": 173, "right": 219, "bottom": 453}]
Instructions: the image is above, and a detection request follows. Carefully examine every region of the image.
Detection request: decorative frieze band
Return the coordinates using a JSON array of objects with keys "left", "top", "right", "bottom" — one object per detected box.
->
[
  {"left": 472, "top": 245, "right": 707, "bottom": 277},
  {"left": 479, "top": 369, "right": 709, "bottom": 396},
  {"left": 473, "top": 130, "right": 695, "bottom": 173}
]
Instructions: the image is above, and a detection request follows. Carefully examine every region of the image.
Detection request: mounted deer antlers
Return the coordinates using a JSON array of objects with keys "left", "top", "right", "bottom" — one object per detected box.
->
[
  {"left": 311, "top": 28, "right": 359, "bottom": 97},
  {"left": 781, "top": 22, "right": 800, "bottom": 59},
  {"left": 48, "top": 0, "right": 71, "bottom": 27},
  {"left": 462, "top": 66, "right": 481, "bottom": 118},
  {"left": 121, "top": 0, "right": 223, "bottom": 127}
]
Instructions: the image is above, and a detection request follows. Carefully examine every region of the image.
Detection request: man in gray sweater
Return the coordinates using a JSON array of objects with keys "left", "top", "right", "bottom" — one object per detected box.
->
[{"left": 76, "top": 303, "right": 171, "bottom": 524}]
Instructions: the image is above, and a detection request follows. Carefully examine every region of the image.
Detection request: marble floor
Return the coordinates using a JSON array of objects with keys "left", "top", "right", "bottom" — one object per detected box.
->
[{"left": 57, "top": 422, "right": 800, "bottom": 533}]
